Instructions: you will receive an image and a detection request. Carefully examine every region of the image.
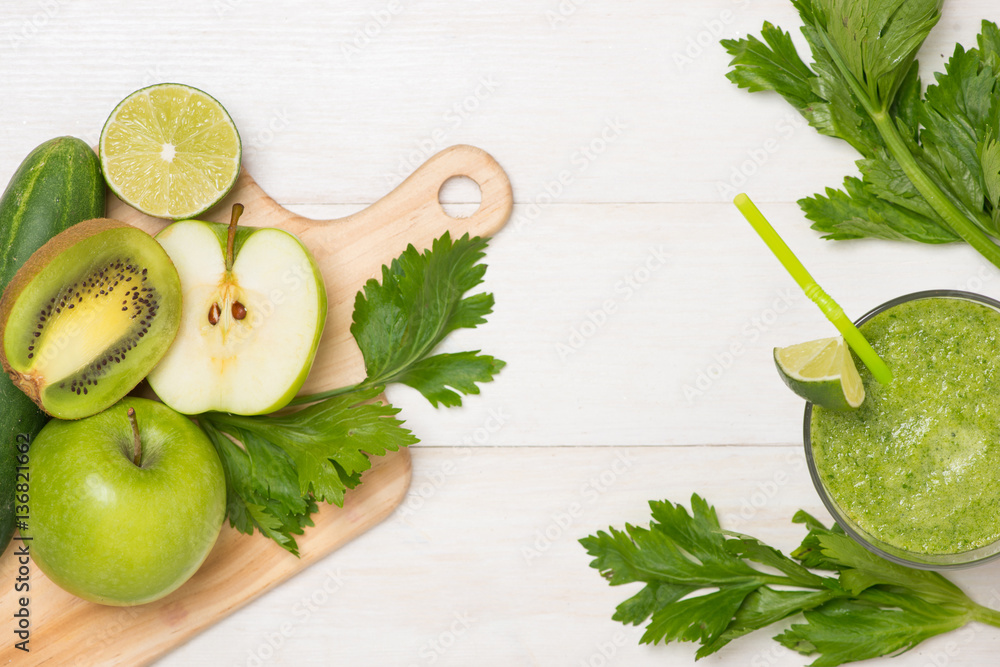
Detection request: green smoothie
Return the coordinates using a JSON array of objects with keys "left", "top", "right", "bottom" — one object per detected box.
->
[{"left": 810, "top": 295, "right": 1000, "bottom": 555}]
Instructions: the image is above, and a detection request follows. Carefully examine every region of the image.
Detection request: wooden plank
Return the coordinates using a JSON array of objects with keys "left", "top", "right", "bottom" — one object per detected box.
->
[
  {"left": 0, "top": 1, "right": 993, "bottom": 206},
  {"left": 167, "top": 445, "right": 1000, "bottom": 667},
  {"left": 0, "top": 144, "right": 512, "bottom": 665},
  {"left": 336, "top": 202, "right": 987, "bottom": 450}
]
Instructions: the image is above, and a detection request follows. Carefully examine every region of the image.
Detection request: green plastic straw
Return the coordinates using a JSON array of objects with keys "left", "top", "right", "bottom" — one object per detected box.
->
[{"left": 734, "top": 193, "right": 893, "bottom": 385}]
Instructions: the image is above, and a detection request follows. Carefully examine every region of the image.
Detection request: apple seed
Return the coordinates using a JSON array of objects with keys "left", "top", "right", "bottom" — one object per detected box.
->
[{"left": 208, "top": 303, "right": 221, "bottom": 325}]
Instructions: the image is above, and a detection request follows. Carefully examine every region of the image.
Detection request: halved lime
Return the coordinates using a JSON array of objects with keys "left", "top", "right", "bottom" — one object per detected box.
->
[
  {"left": 99, "top": 83, "right": 241, "bottom": 220},
  {"left": 774, "top": 337, "right": 864, "bottom": 411}
]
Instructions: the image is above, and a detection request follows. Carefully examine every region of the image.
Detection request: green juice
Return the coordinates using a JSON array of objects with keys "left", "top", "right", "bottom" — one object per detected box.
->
[{"left": 810, "top": 295, "right": 1000, "bottom": 555}]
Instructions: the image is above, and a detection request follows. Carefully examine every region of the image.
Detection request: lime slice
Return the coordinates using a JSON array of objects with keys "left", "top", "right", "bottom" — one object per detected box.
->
[
  {"left": 99, "top": 83, "right": 241, "bottom": 220},
  {"left": 774, "top": 337, "right": 865, "bottom": 411}
]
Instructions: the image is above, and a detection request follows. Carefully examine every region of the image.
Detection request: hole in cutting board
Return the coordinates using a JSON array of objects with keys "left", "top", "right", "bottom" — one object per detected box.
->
[{"left": 438, "top": 176, "right": 482, "bottom": 219}]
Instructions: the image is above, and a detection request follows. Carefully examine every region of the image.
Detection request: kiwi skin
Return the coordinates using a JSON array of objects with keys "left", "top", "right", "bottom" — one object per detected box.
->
[{"left": 0, "top": 218, "right": 181, "bottom": 419}]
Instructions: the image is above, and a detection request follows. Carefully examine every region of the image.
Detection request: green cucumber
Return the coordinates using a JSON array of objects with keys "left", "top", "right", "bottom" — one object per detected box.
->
[{"left": 0, "top": 137, "right": 105, "bottom": 554}]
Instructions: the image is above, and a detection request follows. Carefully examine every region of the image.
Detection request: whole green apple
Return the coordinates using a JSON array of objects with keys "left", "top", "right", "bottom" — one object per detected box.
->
[
  {"left": 24, "top": 397, "right": 225, "bottom": 606},
  {"left": 147, "top": 204, "right": 327, "bottom": 415}
]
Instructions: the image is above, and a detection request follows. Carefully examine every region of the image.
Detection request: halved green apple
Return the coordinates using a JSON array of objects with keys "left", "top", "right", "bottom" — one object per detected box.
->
[{"left": 147, "top": 205, "right": 327, "bottom": 415}]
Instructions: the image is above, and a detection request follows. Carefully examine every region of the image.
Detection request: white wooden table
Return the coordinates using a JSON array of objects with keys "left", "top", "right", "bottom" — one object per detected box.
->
[{"left": 4, "top": 1, "right": 1000, "bottom": 665}]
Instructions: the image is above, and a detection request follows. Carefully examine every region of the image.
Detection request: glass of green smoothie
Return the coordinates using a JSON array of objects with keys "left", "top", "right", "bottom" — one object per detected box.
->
[{"left": 805, "top": 290, "right": 1000, "bottom": 569}]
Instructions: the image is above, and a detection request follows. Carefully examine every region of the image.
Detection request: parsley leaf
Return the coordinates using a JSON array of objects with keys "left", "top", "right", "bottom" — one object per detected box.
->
[
  {"left": 580, "top": 496, "right": 837, "bottom": 651},
  {"left": 814, "top": 0, "right": 941, "bottom": 110},
  {"left": 721, "top": 22, "right": 819, "bottom": 112},
  {"left": 790, "top": 509, "right": 847, "bottom": 571},
  {"left": 799, "top": 175, "right": 959, "bottom": 243},
  {"left": 817, "top": 532, "right": 968, "bottom": 604},
  {"left": 395, "top": 350, "right": 504, "bottom": 408},
  {"left": 775, "top": 590, "right": 969, "bottom": 666},
  {"left": 582, "top": 495, "right": 1000, "bottom": 666},
  {"left": 349, "top": 232, "right": 504, "bottom": 405},
  {"left": 202, "top": 387, "right": 416, "bottom": 505},
  {"left": 292, "top": 232, "right": 505, "bottom": 407},
  {"left": 698, "top": 586, "right": 840, "bottom": 658},
  {"left": 724, "top": 1, "right": 1000, "bottom": 270},
  {"left": 200, "top": 387, "right": 415, "bottom": 555},
  {"left": 199, "top": 419, "right": 317, "bottom": 556}
]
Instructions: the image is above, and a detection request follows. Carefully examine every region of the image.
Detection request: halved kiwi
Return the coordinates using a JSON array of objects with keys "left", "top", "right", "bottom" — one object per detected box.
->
[{"left": 0, "top": 219, "right": 181, "bottom": 420}]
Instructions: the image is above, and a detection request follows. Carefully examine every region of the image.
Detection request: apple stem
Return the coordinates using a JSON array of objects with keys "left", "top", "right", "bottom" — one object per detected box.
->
[
  {"left": 226, "top": 203, "right": 245, "bottom": 273},
  {"left": 127, "top": 407, "right": 142, "bottom": 466}
]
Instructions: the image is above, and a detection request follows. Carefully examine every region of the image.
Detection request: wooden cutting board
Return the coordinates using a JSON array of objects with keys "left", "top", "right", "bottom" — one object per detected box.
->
[{"left": 0, "top": 144, "right": 513, "bottom": 666}]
